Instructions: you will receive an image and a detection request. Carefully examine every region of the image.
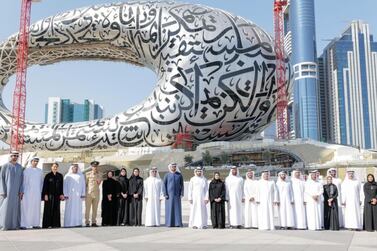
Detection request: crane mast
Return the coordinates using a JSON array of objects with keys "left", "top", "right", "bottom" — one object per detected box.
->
[
  {"left": 11, "top": 0, "right": 36, "bottom": 154},
  {"left": 273, "top": 0, "right": 289, "bottom": 140}
]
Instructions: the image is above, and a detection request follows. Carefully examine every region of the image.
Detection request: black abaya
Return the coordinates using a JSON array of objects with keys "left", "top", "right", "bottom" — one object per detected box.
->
[
  {"left": 323, "top": 183, "right": 339, "bottom": 230},
  {"left": 128, "top": 175, "right": 143, "bottom": 226},
  {"left": 102, "top": 178, "right": 118, "bottom": 226},
  {"left": 363, "top": 181, "right": 377, "bottom": 231},
  {"left": 42, "top": 172, "right": 64, "bottom": 228},
  {"left": 209, "top": 179, "right": 226, "bottom": 229},
  {"left": 117, "top": 175, "right": 129, "bottom": 226}
]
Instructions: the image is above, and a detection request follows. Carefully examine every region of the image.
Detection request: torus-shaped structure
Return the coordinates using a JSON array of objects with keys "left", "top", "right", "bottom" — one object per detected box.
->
[{"left": 0, "top": 1, "right": 292, "bottom": 151}]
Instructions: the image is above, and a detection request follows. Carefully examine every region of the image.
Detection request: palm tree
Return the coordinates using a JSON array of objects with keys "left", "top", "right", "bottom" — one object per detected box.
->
[
  {"left": 184, "top": 154, "right": 193, "bottom": 166},
  {"left": 202, "top": 150, "right": 213, "bottom": 166},
  {"left": 219, "top": 151, "right": 229, "bottom": 164}
]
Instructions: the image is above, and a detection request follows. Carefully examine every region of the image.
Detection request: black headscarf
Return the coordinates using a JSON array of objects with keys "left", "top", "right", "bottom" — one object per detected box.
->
[
  {"left": 119, "top": 168, "right": 127, "bottom": 177},
  {"left": 212, "top": 172, "right": 222, "bottom": 183},
  {"left": 106, "top": 170, "right": 114, "bottom": 179},
  {"left": 367, "top": 174, "right": 375, "bottom": 184}
]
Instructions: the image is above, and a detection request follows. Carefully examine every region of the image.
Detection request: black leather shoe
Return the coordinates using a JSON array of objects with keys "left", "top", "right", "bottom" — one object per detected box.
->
[{"left": 91, "top": 223, "right": 98, "bottom": 227}]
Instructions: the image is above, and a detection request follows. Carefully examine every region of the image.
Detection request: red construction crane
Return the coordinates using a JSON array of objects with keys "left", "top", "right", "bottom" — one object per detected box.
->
[
  {"left": 172, "top": 126, "right": 194, "bottom": 151},
  {"left": 273, "top": 0, "right": 289, "bottom": 140},
  {"left": 11, "top": 0, "right": 40, "bottom": 153}
]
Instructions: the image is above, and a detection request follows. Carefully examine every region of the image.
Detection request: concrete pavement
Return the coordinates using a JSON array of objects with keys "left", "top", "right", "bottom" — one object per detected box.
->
[
  {"left": 0, "top": 226, "right": 376, "bottom": 251},
  {"left": 0, "top": 198, "right": 375, "bottom": 250}
]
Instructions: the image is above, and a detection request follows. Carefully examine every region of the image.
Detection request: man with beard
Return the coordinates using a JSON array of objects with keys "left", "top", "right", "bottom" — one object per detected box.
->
[
  {"left": 291, "top": 170, "right": 307, "bottom": 229},
  {"left": 20, "top": 157, "right": 43, "bottom": 229},
  {"left": 188, "top": 167, "right": 209, "bottom": 229},
  {"left": 144, "top": 167, "right": 164, "bottom": 227},
  {"left": 163, "top": 163, "right": 184, "bottom": 227},
  {"left": 244, "top": 169, "right": 258, "bottom": 229},
  {"left": 342, "top": 170, "right": 362, "bottom": 230},
  {"left": 276, "top": 171, "right": 295, "bottom": 229},
  {"left": 256, "top": 170, "right": 279, "bottom": 230},
  {"left": 225, "top": 166, "right": 244, "bottom": 229},
  {"left": 0, "top": 151, "right": 24, "bottom": 230},
  {"left": 63, "top": 164, "right": 86, "bottom": 227},
  {"left": 85, "top": 161, "right": 102, "bottom": 227},
  {"left": 304, "top": 170, "right": 323, "bottom": 230}
]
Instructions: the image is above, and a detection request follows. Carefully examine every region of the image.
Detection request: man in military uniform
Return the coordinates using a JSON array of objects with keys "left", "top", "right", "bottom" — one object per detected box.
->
[{"left": 85, "top": 161, "right": 102, "bottom": 227}]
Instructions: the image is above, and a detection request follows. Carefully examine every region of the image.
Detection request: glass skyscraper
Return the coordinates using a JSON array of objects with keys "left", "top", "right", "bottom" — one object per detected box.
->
[
  {"left": 319, "top": 21, "right": 377, "bottom": 149},
  {"left": 290, "top": 0, "right": 320, "bottom": 140},
  {"left": 45, "top": 97, "right": 104, "bottom": 124}
]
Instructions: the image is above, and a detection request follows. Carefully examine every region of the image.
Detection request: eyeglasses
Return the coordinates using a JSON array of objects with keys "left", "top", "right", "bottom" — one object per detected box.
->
[{"left": 11, "top": 155, "right": 18, "bottom": 157}]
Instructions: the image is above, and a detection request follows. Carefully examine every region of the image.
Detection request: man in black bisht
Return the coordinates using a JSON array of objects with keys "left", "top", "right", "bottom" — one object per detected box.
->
[
  {"left": 363, "top": 174, "right": 377, "bottom": 231},
  {"left": 42, "top": 162, "right": 64, "bottom": 228},
  {"left": 117, "top": 168, "right": 129, "bottom": 226},
  {"left": 323, "top": 175, "right": 340, "bottom": 230},
  {"left": 128, "top": 168, "right": 143, "bottom": 226},
  {"left": 209, "top": 172, "right": 226, "bottom": 229},
  {"left": 102, "top": 171, "right": 118, "bottom": 226}
]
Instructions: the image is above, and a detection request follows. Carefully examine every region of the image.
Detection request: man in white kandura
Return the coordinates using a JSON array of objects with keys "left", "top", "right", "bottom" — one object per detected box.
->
[
  {"left": 21, "top": 157, "right": 43, "bottom": 229},
  {"left": 225, "top": 166, "right": 244, "bottom": 228},
  {"left": 276, "top": 171, "right": 295, "bottom": 229},
  {"left": 63, "top": 164, "right": 86, "bottom": 227},
  {"left": 144, "top": 167, "right": 164, "bottom": 227},
  {"left": 327, "top": 168, "right": 344, "bottom": 228},
  {"left": 304, "top": 170, "right": 323, "bottom": 230},
  {"left": 188, "top": 167, "right": 209, "bottom": 229},
  {"left": 244, "top": 169, "right": 258, "bottom": 229},
  {"left": 341, "top": 170, "right": 362, "bottom": 230},
  {"left": 256, "top": 170, "right": 279, "bottom": 230},
  {"left": 291, "top": 170, "right": 307, "bottom": 229}
]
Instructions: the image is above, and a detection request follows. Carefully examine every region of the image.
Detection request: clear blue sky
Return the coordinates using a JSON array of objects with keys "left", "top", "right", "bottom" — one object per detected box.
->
[{"left": 0, "top": 0, "right": 376, "bottom": 123}]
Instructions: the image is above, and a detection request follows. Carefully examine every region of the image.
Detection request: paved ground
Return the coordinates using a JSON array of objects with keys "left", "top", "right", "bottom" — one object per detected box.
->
[
  {"left": 1, "top": 197, "right": 375, "bottom": 250},
  {"left": 0, "top": 226, "right": 376, "bottom": 251}
]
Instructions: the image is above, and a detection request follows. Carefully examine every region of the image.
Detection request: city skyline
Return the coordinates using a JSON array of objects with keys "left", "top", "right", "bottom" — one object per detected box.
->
[
  {"left": 45, "top": 97, "right": 104, "bottom": 124},
  {"left": 0, "top": 0, "right": 375, "bottom": 124},
  {"left": 0, "top": 0, "right": 376, "bottom": 151},
  {"left": 319, "top": 20, "right": 377, "bottom": 149}
]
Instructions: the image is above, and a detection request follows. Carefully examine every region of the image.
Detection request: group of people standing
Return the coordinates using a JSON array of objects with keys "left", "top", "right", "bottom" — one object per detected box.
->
[
  {"left": 188, "top": 166, "right": 377, "bottom": 232},
  {"left": 100, "top": 163, "right": 184, "bottom": 228},
  {"left": 0, "top": 152, "right": 185, "bottom": 230},
  {"left": 0, "top": 150, "right": 376, "bottom": 232},
  {"left": 0, "top": 152, "right": 88, "bottom": 230}
]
